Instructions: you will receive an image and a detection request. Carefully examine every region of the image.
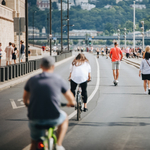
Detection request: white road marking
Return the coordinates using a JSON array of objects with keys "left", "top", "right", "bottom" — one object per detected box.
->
[
  {"left": 10, "top": 99, "right": 25, "bottom": 109},
  {"left": 23, "top": 56, "right": 100, "bottom": 150}
]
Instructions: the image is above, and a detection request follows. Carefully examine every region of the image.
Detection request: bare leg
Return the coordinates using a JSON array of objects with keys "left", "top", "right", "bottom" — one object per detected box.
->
[
  {"left": 14, "top": 60, "right": 16, "bottom": 64},
  {"left": 84, "top": 103, "right": 87, "bottom": 108},
  {"left": 113, "top": 70, "right": 116, "bottom": 80},
  {"left": 6, "top": 61, "right": 8, "bottom": 66},
  {"left": 116, "top": 69, "right": 119, "bottom": 81},
  {"left": 144, "top": 80, "right": 147, "bottom": 92},
  {"left": 57, "top": 116, "right": 68, "bottom": 146},
  {"left": 9, "top": 61, "right": 11, "bottom": 65},
  {"left": 147, "top": 80, "right": 150, "bottom": 89},
  {"left": 30, "top": 140, "right": 37, "bottom": 150},
  {"left": 0, "top": 59, "right": 1, "bottom": 66}
]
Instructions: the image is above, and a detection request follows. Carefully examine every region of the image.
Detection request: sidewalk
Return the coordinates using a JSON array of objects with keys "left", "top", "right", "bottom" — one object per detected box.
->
[
  {"left": 0, "top": 55, "right": 74, "bottom": 91},
  {"left": 123, "top": 57, "right": 142, "bottom": 65}
]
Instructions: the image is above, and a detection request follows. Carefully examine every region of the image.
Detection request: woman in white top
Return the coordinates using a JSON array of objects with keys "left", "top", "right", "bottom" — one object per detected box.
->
[
  {"left": 139, "top": 46, "right": 150, "bottom": 94},
  {"left": 69, "top": 53, "right": 91, "bottom": 112}
]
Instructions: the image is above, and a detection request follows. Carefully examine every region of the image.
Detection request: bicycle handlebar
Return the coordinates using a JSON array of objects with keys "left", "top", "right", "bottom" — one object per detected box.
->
[{"left": 61, "top": 103, "right": 75, "bottom": 107}]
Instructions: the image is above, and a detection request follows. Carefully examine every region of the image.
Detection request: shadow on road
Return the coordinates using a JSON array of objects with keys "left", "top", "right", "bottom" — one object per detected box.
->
[{"left": 69, "top": 121, "right": 150, "bottom": 127}]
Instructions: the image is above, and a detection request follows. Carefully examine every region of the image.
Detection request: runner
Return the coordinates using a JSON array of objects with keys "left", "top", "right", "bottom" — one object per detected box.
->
[{"left": 109, "top": 42, "right": 123, "bottom": 85}]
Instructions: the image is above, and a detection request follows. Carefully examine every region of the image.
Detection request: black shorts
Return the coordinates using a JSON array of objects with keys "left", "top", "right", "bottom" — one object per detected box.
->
[
  {"left": 106, "top": 50, "right": 108, "bottom": 54},
  {"left": 142, "top": 74, "right": 150, "bottom": 80},
  {"left": 97, "top": 52, "right": 99, "bottom": 55}
]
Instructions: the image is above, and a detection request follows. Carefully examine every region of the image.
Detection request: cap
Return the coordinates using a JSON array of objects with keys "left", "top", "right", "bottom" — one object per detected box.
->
[{"left": 41, "top": 56, "right": 55, "bottom": 69}]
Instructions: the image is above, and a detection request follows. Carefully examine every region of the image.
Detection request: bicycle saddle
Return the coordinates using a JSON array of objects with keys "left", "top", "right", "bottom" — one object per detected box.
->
[{"left": 35, "top": 124, "right": 54, "bottom": 129}]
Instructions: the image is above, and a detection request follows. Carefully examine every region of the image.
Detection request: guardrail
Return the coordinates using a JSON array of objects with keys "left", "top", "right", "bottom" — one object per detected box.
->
[{"left": 0, "top": 52, "right": 72, "bottom": 82}]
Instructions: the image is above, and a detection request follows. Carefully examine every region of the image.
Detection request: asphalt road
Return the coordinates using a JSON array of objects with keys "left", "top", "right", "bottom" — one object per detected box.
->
[
  {"left": 0, "top": 52, "right": 150, "bottom": 150},
  {"left": 63, "top": 54, "right": 150, "bottom": 150},
  {"left": 0, "top": 52, "right": 97, "bottom": 150}
]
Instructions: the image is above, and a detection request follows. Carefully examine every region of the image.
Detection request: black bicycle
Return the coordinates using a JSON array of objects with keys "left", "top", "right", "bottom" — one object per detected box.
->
[{"left": 76, "top": 84, "right": 83, "bottom": 121}]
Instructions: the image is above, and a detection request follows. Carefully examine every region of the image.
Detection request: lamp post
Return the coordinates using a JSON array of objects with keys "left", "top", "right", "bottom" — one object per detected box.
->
[
  {"left": 133, "top": 1, "right": 136, "bottom": 51},
  {"left": 25, "top": 0, "right": 28, "bottom": 62},
  {"left": 33, "top": 11, "right": 36, "bottom": 46},
  {"left": 141, "top": 21, "right": 144, "bottom": 53},
  {"left": 61, "top": 0, "right": 63, "bottom": 53},
  {"left": 124, "top": 28, "right": 126, "bottom": 49},
  {"left": 117, "top": 29, "right": 120, "bottom": 47},
  {"left": 50, "top": 0, "right": 52, "bottom": 56}
]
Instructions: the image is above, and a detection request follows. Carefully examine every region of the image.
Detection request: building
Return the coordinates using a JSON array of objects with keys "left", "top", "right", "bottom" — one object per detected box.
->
[
  {"left": 37, "top": 0, "right": 58, "bottom": 10},
  {"left": 81, "top": 2, "right": 96, "bottom": 10},
  {"left": 116, "top": 0, "right": 122, "bottom": 3},
  {"left": 69, "top": 30, "right": 97, "bottom": 36},
  {"left": 104, "top": 5, "right": 112, "bottom": 9},
  {"left": 0, "top": 0, "right": 25, "bottom": 59},
  {"left": 130, "top": 4, "right": 146, "bottom": 9},
  {"left": 28, "top": 27, "right": 40, "bottom": 37}
]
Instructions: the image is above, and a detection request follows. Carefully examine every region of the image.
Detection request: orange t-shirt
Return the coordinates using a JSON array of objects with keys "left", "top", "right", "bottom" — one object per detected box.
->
[{"left": 110, "top": 47, "right": 122, "bottom": 62}]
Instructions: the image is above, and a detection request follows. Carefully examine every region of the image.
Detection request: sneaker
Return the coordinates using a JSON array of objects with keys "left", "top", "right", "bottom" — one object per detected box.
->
[
  {"left": 144, "top": 91, "right": 147, "bottom": 95},
  {"left": 148, "top": 89, "right": 150, "bottom": 95},
  {"left": 56, "top": 145, "right": 65, "bottom": 150},
  {"left": 113, "top": 80, "right": 116, "bottom": 84},
  {"left": 84, "top": 108, "right": 88, "bottom": 112},
  {"left": 116, "top": 80, "right": 119, "bottom": 83}
]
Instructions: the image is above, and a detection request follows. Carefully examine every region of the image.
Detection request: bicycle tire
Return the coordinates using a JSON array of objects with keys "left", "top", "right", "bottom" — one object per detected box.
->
[{"left": 77, "top": 94, "right": 81, "bottom": 121}]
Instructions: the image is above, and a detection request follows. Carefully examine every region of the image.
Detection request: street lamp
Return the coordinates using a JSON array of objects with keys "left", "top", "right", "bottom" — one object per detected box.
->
[
  {"left": 124, "top": 28, "right": 126, "bottom": 49},
  {"left": 141, "top": 21, "right": 144, "bottom": 53},
  {"left": 49, "top": 0, "right": 52, "bottom": 56},
  {"left": 117, "top": 29, "right": 120, "bottom": 47},
  {"left": 133, "top": 1, "right": 136, "bottom": 51},
  {"left": 25, "top": 0, "right": 28, "bottom": 62},
  {"left": 33, "top": 11, "right": 36, "bottom": 46}
]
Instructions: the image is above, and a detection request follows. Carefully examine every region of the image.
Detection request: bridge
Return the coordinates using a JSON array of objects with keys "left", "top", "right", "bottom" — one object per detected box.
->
[{"left": 29, "top": 35, "right": 150, "bottom": 41}]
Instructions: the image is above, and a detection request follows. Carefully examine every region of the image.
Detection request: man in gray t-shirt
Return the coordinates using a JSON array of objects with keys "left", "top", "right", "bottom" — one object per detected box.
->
[{"left": 23, "top": 56, "right": 75, "bottom": 150}]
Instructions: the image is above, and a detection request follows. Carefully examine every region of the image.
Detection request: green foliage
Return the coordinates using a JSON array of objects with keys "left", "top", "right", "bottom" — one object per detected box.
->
[
  {"left": 73, "top": 40, "right": 79, "bottom": 45},
  {"left": 28, "top": 0, "right": 150, "bottom": 35}
]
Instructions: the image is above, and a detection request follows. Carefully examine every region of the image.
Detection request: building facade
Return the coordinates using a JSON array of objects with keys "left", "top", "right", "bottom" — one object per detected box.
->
[{"left": 0, "top": 0, "right": 25, "bottom": 59}]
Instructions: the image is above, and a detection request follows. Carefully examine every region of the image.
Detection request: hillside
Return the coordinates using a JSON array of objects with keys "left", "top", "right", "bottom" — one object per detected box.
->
[{"left": 28, "top": 0, "right": 150, "bottom": 35}]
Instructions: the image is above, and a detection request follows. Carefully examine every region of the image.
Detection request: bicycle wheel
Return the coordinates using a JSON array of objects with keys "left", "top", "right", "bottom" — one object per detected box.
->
[{"left": 77, "top": 94, "right": 81, "bottom": 121}]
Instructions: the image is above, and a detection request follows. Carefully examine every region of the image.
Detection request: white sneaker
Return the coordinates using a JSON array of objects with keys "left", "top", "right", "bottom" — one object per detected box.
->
[
  {"left": 56, "top": 144, "right": 66, "bottom": 150},
  {"left": 116, "top": 80, "right": 119, "bottom": 83},
  {"left": 113, "top": 80, "right": 116, "bottom": 84},
  {"left": 144, "top": 91, "right": 147, "bottom": 95}
]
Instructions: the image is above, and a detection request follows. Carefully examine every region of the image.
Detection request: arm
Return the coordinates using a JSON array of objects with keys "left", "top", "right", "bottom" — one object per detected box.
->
[
  {"left": 109, "top": 52, "right": 112, "bottom": 59},
  {"left": 68, "top": 72, "right": 72, "bottom": 81},
  {"left": 88, "top": 73, "right": 91, "bottom": 81},
  {"left": 120, "top": 52, "right": 123, "bottom": 60},
  {"left": 63, "top": 90, "right": 76, "bottom": 107},
  {"left": 23, "top": 90, "right": 30, "bottom": 107}
]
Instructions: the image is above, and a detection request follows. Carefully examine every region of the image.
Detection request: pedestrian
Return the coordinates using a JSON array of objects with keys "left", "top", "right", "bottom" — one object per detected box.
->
[
  {"left": 0, "top": 43, "right": 2, "bottom": 66},
  {"left": 143, "top": 46, "right": 150, "bottom": 59},
  {"left": 125, "top": 47, "right": 130, "bottom": 58},
  {"left": 105, "top": 46, "right": 108, "bottom": 59},
  {"left": 139, "top": 48, "right": 150, "bottom": 95},
  {"left": 20, "top": 40, "right": 25, "bottom": 62},
  {"left": 12, "top": 43, "right": 18, "bottom": 64},
  {"left": 96, "top": 48, "right": 100, "bottom": 58},
  {"left": 5, "top": 42, "right": 14, "bottom": 66},
  {"left": 109, "top": 42, "right": 123, "bottom": 85}
]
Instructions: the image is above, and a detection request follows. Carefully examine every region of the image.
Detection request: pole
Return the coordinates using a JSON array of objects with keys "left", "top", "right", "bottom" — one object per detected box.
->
[
  {"left": 33, "top": 12, "right": 34, "bottom": 46},
  {"left": 19, "top": 19, "right": 21, "bottom": 63},
  {"left": 61, "top": 0, "right": 63, "bottom": 53},
  {"left": 25, "top": 0, "right": 28, "bottom": 62},
  {"left": 50, "top": 0, "right": 52, "bottom": 56},
  {"left": 125, "top": 36, "right": 126, "bottom": 49},
  {"left": 67, "top": 0, "right": 69, "bottom": 52},
  {"left": 133, "top": 1, "right": 135, "bottom": 51}
]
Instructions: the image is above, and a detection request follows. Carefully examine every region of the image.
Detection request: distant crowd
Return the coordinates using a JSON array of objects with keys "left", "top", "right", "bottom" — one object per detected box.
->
[{"left": 0, "top": 40, "right": 29, "bottom": 66}]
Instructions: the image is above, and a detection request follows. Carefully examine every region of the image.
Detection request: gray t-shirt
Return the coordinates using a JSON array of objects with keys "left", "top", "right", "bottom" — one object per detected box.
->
[{"left": 24, "top": 72, "right": 68, "bottom": 120}]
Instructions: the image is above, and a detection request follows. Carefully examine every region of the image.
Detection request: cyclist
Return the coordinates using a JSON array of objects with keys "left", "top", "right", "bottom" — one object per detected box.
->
[
  {"left": 109, "top": 42, "right": 123, "bottom": 84},
  {"left": 68, "top": 53, "right": 91, "bottom": 112},
  {"left": 23, "top": 56, "right": 76, "bottom": 150}
]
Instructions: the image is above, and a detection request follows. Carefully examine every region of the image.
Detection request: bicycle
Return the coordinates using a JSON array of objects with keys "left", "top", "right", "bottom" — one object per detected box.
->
[
  {"left": 35, "top": 103, "right": 69, "bottom": 150},
  {"left": 76, "top": 84, "right": 83, "bottom": 121}
]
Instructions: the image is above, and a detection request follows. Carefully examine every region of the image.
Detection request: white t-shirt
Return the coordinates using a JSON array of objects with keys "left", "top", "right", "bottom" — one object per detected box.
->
[{"left": 70, "top": 62, "right": 91, "bottom": 84}]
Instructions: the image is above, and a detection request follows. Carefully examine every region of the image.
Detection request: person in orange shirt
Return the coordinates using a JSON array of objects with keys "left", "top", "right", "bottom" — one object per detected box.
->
[{"left": 109, "top": 42, "right": 123, "bottom": 85}]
